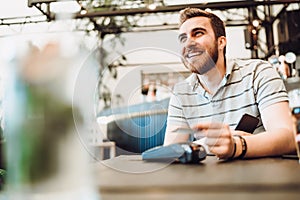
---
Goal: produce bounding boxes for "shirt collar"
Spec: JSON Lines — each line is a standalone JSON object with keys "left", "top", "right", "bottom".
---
{"left": 186, "top": 58, "right": 235, "bottom": 92}
{"left": 186, "top": 73, "right": 199, "bottom": 92}
{"left": 225, "top": 58, "right": 235, "bottom": 79}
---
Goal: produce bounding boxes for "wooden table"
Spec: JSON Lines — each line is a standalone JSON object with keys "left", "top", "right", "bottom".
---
{"left": 93, "top": 155, "right": 300, "bottom": 200}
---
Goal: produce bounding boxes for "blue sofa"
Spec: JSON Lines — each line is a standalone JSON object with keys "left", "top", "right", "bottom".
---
{"left": 98, "top": 98, "right": 170, "bottom": 154}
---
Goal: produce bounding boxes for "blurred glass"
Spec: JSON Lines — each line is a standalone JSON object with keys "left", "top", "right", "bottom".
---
{"left": 288, "top": 88, "right": 300, "bottom": 163}
{"left": 0, "top": 34, "right": 100, "bottom": 199}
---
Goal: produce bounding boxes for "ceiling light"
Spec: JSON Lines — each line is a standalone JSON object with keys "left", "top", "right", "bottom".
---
{"left": 252, "top": 19, "right": 260, "bottom": 28}
{"left": 147, "top": 4, "right": 157, "bottom": 10}
{"left": 205, "top": 8, "right": 212, "bottom": 13}
{"left": 80, "top": 9, "right": 87, "bottom": 15}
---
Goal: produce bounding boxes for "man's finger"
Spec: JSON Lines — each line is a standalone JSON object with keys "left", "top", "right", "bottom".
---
{"left": 193, "top": 122, "right": 225, "bottom": 131}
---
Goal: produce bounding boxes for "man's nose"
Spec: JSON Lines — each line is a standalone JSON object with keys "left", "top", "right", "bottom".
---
{"left": 184, "top": 37, "right": 196, "bottom": 49}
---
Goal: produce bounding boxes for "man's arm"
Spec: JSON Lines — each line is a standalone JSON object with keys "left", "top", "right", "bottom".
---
{"left": 233, "top": 61, "right": 295, "bottom": 158}
{"left": 163, "top": 89, "right": 192, "bottom": 146}
{"left": 163, "top": 127, "right": 191, "bottom": 146}
{"left": 193, "top": 101, "right": 296, "bottom": 159}
{"left": 241, "top": 101, "right": 296, "bottom": 157}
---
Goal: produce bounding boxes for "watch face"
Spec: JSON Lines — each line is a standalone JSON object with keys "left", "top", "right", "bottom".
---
{"left": 293, "top": 107, "right": 300, "bottom": 115}
{"left": 292, "top": 107, "right": 300, "bottom": 133}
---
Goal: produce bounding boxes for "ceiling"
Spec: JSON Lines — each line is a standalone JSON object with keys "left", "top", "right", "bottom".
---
{"left": 3, "top": 1, "right": 299, "bottom": 29}
{"left": 0, "top": 0, "right": 40, "bottom": 18}
{"left": 1, "top": 0, "right": 300, "bottom": 58}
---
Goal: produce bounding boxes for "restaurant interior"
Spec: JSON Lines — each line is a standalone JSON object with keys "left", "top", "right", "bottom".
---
{"left": 0, "top": 0, "right": 300, "bottom": 199}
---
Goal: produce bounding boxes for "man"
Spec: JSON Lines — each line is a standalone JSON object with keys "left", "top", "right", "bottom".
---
{"left": 164, "top": 8, "right": 296, "bottom": 160}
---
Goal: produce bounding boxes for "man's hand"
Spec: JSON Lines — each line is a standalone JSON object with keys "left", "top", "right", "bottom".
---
{"left": 193, "top": 122, "right": 235, "bottom": 159}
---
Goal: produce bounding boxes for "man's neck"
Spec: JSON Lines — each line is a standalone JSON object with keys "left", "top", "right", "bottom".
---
{"left": 197, "top": 60, "right": 226, "bottom": 95}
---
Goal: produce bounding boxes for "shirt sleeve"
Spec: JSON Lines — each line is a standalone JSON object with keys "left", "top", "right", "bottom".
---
{"left": 164, "top": 88, "right": 193, "bottom": 144}
{"left": 253, "top": 61, "right": 289, "bottom": 111}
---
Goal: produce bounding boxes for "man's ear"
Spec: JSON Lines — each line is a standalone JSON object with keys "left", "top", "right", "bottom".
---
{"left": 218, "top": 36, "right": 227, "bottom": 50}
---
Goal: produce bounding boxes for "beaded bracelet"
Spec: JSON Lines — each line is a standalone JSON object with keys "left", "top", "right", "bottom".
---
{"left": 233, "top": 135, "right": 247, "bottom": 159}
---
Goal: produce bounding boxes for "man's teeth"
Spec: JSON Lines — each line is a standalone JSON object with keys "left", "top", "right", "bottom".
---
{"left": 187, "top": 52, "right": 203, "bottom": 58}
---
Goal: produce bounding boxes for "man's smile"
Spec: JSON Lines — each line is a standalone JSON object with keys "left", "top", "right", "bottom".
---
{"left": 186, "top": 51, "right": 204, "bottom": 58}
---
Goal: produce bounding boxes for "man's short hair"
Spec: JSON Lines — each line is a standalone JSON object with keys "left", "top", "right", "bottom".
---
{"left": 179, "top": 7, "right": 226, "bottom": 39}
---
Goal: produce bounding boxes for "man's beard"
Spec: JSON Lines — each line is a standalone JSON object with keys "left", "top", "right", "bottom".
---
{"left": 182, "top": 43, "right": 219, "bottom": 75}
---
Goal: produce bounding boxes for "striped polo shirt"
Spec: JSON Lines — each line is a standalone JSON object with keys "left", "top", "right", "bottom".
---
{"left": 166, "top": 58, "right": 289, "bottom": 141}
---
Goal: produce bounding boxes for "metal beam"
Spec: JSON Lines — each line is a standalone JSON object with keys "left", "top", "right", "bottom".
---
{"left": 73, "top": 0, "right": 299, "bottom": 18}
{"left": 0, "top": 15, "right": 47, "bottom": 26}
{"left": 28, "top": 0, "right": 68, "bottom": 7}
{"left": 270, "top": 3, "right": 289, "bottom": 24}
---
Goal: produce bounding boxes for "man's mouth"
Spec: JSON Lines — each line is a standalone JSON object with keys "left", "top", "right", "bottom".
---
{"left": 186, "top": 51, "right": 204, "bottom": 58}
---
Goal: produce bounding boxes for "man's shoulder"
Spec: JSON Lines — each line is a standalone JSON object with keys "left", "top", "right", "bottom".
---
{"left": 172, "top": 73, "right": 196, "bottom": 92}
{"left": 231, "top": 58, "right": 269, "bottom": 69}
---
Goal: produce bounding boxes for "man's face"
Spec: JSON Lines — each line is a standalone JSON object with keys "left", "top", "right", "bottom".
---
{"left": 178, "top": 16, "right": 219, "bottom": 74}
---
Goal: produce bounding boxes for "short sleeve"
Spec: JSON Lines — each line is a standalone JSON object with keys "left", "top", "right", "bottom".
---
{"left": 253, "top": 61, "right": 289, "bottom": 111}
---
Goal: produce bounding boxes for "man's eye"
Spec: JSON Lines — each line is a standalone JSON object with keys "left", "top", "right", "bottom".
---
{"left": 179, "top": 36, "right": 187, "bottom": 43}
{"left": 194, "top": 31, "right": 203, "bottom": 36}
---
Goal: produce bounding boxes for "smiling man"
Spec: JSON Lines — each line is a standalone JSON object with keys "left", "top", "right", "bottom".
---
{"left": 163, "top": 8, "right": 296, "bottom": 160}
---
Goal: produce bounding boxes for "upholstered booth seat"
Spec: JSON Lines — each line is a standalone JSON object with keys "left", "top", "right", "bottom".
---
{"left": 97, "top": 98, "right": 170, "bottom": 154}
